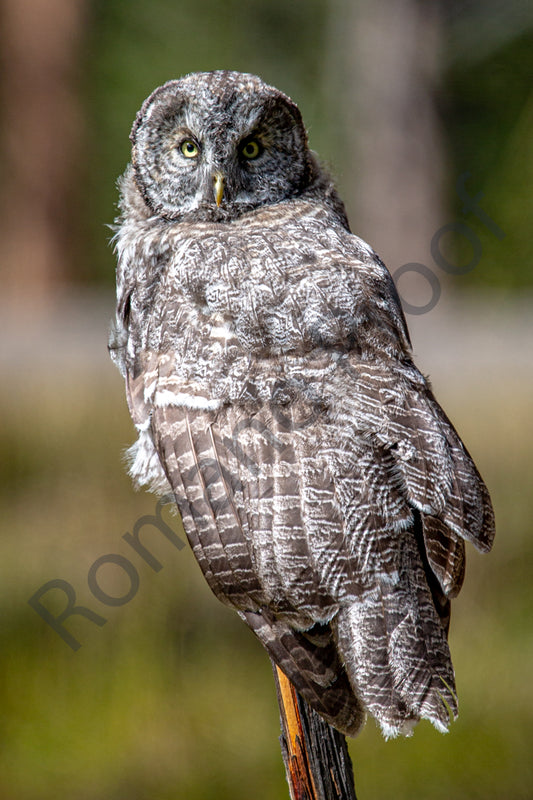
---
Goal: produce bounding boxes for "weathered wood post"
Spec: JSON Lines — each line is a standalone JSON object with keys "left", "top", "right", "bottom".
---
{"left": 273, "top": 662, "right": 358, "bottom": 800}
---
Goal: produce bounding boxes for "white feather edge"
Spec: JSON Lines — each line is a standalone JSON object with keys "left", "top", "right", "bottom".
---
{"left": 154, "top": 389, "right": 222, "bottom": 410}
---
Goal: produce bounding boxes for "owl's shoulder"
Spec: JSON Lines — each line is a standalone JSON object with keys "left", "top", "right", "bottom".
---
{"left": 113, "top": 164, "right": 410, "bottom": 359}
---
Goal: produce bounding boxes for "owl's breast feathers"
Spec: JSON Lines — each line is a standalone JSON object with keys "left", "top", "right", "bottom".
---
{"left": 112, "top": 191, "right": 494, "bottom": 738}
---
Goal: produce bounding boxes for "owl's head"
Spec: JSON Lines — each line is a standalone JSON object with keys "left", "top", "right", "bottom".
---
{"left": 130, "top": 71, "right": 313, "bottom": 221}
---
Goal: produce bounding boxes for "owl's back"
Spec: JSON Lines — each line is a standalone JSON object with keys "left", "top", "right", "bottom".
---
{"left": 111, "top": 72, "right": 494, "bottom": 739}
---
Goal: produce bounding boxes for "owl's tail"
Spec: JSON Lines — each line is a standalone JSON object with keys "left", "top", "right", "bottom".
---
{"left": 332, "top": 530, "right": 458, "bottom": 739}
{"left": 239, "top": 608, "right": 366, "bottom": 737}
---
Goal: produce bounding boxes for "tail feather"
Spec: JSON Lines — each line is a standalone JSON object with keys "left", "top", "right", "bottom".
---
{"left": 332, "top": 531, "right": 457, "bottom": 738}
{"left": 240, "top": 608, "right": 366, "bottom": 737}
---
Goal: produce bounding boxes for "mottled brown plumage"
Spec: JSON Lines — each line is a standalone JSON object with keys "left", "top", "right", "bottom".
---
{"left": 110, "top": 70, "right": 494, "bottom": 738}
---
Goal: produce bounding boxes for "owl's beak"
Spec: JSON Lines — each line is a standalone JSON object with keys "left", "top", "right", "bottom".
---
{"left": 213, "top": 172, "right": 225, "bottom": 207}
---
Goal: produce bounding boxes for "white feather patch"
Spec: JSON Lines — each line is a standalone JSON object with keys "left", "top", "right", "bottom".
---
{"left": 154, "top": 389, "right": 222, "bottom": 410}
{"left": 126, "top": 429, "right": 171, "bottom": 494}
{"left": 210, "top": 326, "right": 235, "bottom": 340}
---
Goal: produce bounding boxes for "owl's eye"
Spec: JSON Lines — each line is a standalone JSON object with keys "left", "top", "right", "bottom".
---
{"left": 180, "top": 139, "right": 199, "bottom": 158}
{"left": 240, "top": 139, "right": 262, "bottom": 160}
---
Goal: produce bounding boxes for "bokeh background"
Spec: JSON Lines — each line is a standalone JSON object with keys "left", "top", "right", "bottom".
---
{"left": 1, "top": 1, "right": 532, "bottom": 798}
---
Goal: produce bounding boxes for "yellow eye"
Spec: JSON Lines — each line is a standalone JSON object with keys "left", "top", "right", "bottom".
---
{"left": 241, "top": 139, "right": 262, "bottom": 160}
{"left": 180, "top": 139, "right": 199, "bottom": 158}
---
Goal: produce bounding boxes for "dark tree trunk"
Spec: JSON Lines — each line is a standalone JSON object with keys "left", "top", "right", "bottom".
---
{"left": 0, "top": 0, "right": 87, "bottom": 309}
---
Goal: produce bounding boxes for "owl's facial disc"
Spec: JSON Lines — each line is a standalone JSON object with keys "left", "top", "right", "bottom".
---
{"left": 131, "top": 71, "right": 312, "bottom": 221}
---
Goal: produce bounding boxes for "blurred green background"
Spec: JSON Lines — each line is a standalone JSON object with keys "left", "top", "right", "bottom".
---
{"left": 1, "top": 1, "right": 532, "bottom": 798}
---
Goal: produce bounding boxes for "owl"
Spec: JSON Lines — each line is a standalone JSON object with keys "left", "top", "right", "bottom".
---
{"left": 110, "top": 70, "right": 494, "bottom": 739}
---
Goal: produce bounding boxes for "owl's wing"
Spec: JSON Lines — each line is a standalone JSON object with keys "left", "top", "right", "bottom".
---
{"left": 125, "top": 346, "right": 493, "bottom": 738}
{"left": 145, "top": 394, "right": 365, "bottom": 737}
{"left": 304, "top": 354, "right": 493, "bottom": 736}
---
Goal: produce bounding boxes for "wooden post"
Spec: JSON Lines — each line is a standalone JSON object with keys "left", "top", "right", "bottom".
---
{"left": 272, "top": 662, "right": 358, "bottom": 800}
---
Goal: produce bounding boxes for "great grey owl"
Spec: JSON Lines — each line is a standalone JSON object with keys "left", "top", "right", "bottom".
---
{"left": 110, "top": 70, "right": 494, "bottom": 739}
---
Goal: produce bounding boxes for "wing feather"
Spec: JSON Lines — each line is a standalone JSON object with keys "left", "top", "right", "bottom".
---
{"left": 137, "top": 347, "right": 492, "bottom": 738}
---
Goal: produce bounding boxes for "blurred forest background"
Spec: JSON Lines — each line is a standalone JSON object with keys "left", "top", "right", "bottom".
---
{"left": 1, "top": 0, "right": 532, "bottom": 798}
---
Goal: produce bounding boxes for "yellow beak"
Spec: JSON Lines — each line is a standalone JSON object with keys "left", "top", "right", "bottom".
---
{"left": 213, "top": 172, "right": 225, "bottom": 207}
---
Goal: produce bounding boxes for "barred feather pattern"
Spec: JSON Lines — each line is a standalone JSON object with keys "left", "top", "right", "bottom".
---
{"left": 110, "top": 71, "right": 495, "bottom": 739}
